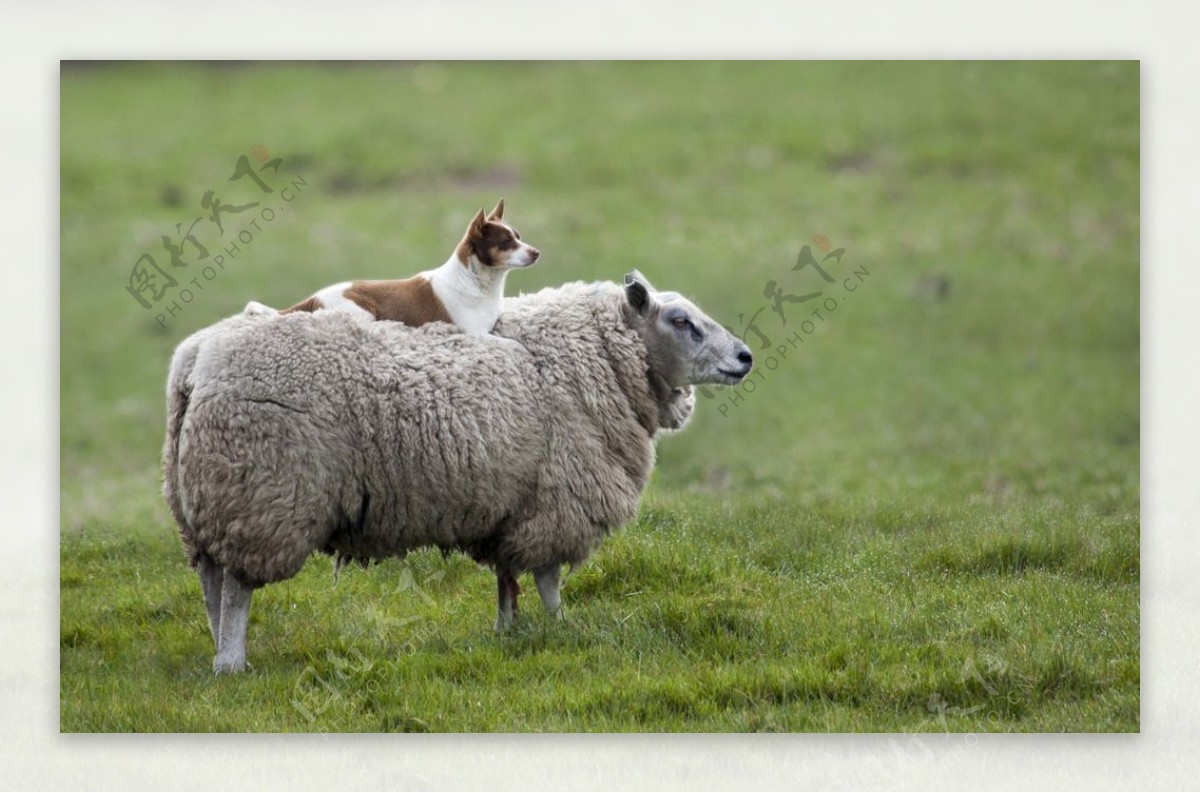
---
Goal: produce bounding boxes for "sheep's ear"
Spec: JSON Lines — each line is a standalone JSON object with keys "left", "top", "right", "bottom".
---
{"left": 468, "top": 208, "right": 487, "bottom": 238}
{"left": 487, "top": 198, "right": 505, "bottom": 221}
{"left": 624, "top": 269, "right": 656, "bottom": 292}
{"left": 625, "top": 270, "right": 653, "bottom": 314}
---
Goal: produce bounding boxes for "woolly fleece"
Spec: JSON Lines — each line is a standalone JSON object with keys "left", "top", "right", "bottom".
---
{"left": 163, "top": 281, "right": 692, "bottom": 588}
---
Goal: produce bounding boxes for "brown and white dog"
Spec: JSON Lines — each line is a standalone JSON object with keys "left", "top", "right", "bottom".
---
{"left": 243, "top": 199, "right": 540, "bottom": 336}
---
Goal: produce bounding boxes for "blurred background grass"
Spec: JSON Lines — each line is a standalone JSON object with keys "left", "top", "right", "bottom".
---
{"left": 60, "top": 61, "right": 1138, "bottom": 732}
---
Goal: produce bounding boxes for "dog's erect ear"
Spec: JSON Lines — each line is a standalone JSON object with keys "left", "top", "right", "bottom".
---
{"left": 487, "top": 198, "right": 505, "bottom": 221}
{"left": 468, "top": 208, "right": 487, "bottom": 238}
{"left": 624, "top": 269, "right": 654, "bottom": 315}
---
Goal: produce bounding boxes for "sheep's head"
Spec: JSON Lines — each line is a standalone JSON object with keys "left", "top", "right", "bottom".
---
{"left": 623, "top": 269, "right": 753, "bottom": 388}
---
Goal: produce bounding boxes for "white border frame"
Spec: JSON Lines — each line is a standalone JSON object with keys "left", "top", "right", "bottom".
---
{"left": 5, "top": 0, "right": 1194, "bottom": 788}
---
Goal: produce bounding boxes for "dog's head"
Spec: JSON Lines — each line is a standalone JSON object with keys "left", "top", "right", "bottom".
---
{"left": 623, "top": 269, "right": 753, "bottom": 388}
{"left": 458, "top": 199, "right": 540, "bottom": 271}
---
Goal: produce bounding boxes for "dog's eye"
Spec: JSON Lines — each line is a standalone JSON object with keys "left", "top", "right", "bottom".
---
{"left": 512, "top": 229, "right": 521, "bottom": 240}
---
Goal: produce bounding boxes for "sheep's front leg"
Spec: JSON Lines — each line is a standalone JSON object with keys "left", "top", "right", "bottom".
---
{"left": 534, "top": 564, "right": 563, "bottom": 618}
{"left": 213, "top": 569, "right": 253, "bottom": 674}
{"left": 196, "top": 555, "right": 224, "bottom": 648}
{"left": 494, "top": 568, "right": 520, "bottom": 631}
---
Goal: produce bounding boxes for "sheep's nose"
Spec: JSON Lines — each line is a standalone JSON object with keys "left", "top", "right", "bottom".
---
{"left": 737, "top": 347, "right": 753, "bottom": 367}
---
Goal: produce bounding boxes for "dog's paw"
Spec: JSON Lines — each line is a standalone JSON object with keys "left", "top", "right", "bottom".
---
{"left": 489, "top": 335, "right": 530, "bottom": 354}
{"left": 243, "top": 300, "right": 279, "bottom": 316}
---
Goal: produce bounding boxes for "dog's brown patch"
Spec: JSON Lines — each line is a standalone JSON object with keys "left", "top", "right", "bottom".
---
{"left": 343, "top": 276, "right": 452, "bottom": 325}
{"left": 280, "top": 295, "right": 324, "bottom": 314}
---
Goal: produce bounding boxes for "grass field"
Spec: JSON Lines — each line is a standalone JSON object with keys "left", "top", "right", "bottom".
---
{"left": 59, "top": 61, "right": 1139, "bottom": 732}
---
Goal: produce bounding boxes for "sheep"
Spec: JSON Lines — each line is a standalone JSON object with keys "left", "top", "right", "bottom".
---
{"left": 163, "top": 270, "right": 753, "bottom": 673}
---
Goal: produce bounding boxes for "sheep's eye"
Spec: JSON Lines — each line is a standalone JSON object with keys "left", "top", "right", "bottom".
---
{"left": 672, "top": 316, "right": 689, "bottom": 328}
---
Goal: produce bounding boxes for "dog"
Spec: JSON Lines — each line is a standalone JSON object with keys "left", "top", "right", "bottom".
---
{"left": 243, "top": 199, "right": 540, "bottom": 336}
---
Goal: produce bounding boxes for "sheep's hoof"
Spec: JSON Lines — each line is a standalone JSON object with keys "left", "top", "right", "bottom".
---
{"left": 213, "top": 655, "right": 248, "bottom": 675}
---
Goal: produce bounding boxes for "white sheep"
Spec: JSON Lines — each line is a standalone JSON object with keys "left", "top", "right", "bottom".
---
{"left": 163, "top": 271, "right": 753, "bottom": 673}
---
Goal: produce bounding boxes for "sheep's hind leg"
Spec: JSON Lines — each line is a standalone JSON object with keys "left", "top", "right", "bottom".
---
{"left": 213, "top": 569, "right": 253, "bottom": 674}
{"left": 494, "top": 568, "right": 520, "bottom": 631}
{"left": 534, "top": 564, "right": 563, "bottom": 619}
{"left": 196, "top": 555, "right": 224, "bottom": 648}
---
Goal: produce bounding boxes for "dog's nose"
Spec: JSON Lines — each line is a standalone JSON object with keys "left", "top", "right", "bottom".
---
{"left": 527, "top": 247, "right": 540, "bottom": 261}
{"left": 737, "top": 347, "right": 753, "bottom": 367}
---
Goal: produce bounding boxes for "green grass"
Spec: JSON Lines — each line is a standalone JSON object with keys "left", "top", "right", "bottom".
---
{"left": 60, "top": 61, "right": 1139, "bottom": 732}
